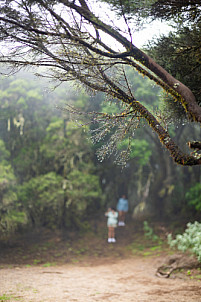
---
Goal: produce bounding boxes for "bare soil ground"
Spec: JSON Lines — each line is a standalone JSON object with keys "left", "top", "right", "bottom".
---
{"left": 1, "top": 257, "right": 201, "bottom": 302}
{"left": 0, "top": 220, "right": 201, "bottom": 302}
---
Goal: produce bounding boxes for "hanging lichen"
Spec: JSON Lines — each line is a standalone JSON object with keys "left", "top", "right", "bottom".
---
{"left": 13, "top": 114, "right": 25, "bottom": 135}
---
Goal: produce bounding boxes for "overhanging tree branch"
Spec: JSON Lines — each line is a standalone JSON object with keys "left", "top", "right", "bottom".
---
{"left": 0, "top": 0, "right": 201, "bottom": 165}
{"left": 62, "top": 0, "right": 201, "bottom": 122}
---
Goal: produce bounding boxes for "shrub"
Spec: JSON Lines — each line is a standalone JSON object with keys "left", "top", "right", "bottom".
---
{"left": 167, "top": 221, "right": 201, "bottom": 262}
{"left": 185, "top": 183, "right": 201, "bottom": 211}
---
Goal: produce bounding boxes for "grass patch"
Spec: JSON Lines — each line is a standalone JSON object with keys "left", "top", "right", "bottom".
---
{"left": 74, "top": 247, "right": 88, "bottom": 255}
{"left": 126, "top": 239, "right": 165, "bottom": 256}
{"left": 143, "top": 251, "right": 153, "bottom": 256}
{"left": 150, "top": 245, "right": 162, "bottom": 251}
{"left": 0, "top": 294, "right": 12, "bottom": 301}
{"left": 72, "top": 259, "right": 79, "bottom": 264}
{"left": 33, "top": 259, "right": 41, "bottom": 265}
{"left": 194, "top": 274, "right": 201, "bottom": 280}
{"left": 126, "top": 242, "right": 145, "bottom": 253}
{"left": 0, "top": 294, "right": 22, "bottom": 301}
{"left": 43, "top": 262, "right": 56, "bottom": 267}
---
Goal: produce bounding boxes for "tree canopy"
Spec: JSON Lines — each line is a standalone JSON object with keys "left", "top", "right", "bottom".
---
{"left": 0, "top": 0, "right": 201, "bottom": 165}
{"left": 101, "top": 0, "right": 201, "bottom": 25}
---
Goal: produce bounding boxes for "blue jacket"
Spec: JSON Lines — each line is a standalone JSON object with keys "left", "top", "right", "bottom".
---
{"left": 117, "top": 198, "right": 128, "bottom": 212}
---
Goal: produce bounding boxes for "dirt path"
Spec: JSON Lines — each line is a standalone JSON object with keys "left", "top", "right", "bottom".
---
{"left": 1, "top": 256, "right": 201, "bottom": 302}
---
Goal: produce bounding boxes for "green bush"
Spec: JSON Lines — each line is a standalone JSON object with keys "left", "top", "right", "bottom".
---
{"left": 168, "top": 221, "right": 201, "bottom": 262}
{"left": 185, "top": 183, "right": 201, "bottom": 211}
{"left": 17, "top": 172, "right": 64, "bottom": 228}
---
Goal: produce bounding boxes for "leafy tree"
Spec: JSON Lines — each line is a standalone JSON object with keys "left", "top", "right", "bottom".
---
{"left": 0, "top": 75, "right": 54, "bottom": 181}
{"left": 17, "top": 172, "right": 64, "bottom": 228}
{"left": 64, "top": 167, "right": 103, "bottom": 228}
{"left": 0, "top": 139, "right": 27, "bottom": 234}
{"left": 0, "top": 0, "right": 201, "bottom": 165}
{"left": 39, "top": 105, "right": 104, "bottom": 228}
{"left": 148, "top": 24, "right": 201, "bottom": 106}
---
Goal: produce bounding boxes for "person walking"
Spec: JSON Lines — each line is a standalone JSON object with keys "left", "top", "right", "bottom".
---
{"left": 105, "top": 207, "right": 118, "bottom": 243}
{"left": 117, "top": 195, "right": 128, "bottom": 226}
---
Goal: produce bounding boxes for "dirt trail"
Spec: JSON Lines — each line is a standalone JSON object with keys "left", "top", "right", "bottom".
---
{"left": 1, "top": 256, "right": 201, "bottom": 302}
{"left": 1, "top": 221, "right": 201, "bottom": 301}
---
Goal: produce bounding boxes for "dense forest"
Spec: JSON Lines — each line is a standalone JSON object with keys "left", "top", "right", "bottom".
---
{"left": 0, "top": 68, "right": 200, "bottom": 238}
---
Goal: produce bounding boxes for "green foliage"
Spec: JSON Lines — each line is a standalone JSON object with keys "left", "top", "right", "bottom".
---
{"left": 43, "top": 262, "right": 56, "bottom": 267}
{"left": 148, "top": 25, "right": 201, "bottom": 105}
{"left": 100, "top": 0, "right": 155, "bottom": 22}
{"left": 118, "top": 138, "right": 152, "bottom": 166}
{"left": 185, "top": 183, "right": 201, "bottom": 211}
{"left": 0, "top": 140, "right": 27, "bottom": 234}
{"left": 168, "top": 221, "right": 201, "bottom": 262}
{"left": 0, "top": 294, "right": 13, "bottom": 301}
{"left": 0, "top": 139, "right": 10, "bottom": 160}
{"left": 93, "top": 68, "right": 159, "bottom": 166}
{"left": 17, "top": 172, "right": 64, "bottom": 228}
{"left": 101, "top": 0, "right": 200, "bottom": 26}
{"left": 0, "top": 74, "right": 105, "bottom": 233}
{"left": 67, "top": 169, "right": 101, "bottom": 197}
{"left": 126, "top": 68, "right": 161, "bottom": 108}
{"left": 0, "top": 210, "right": 27, "bottom": 234}
{"left": 143, "top": 221, "right": 159, "bottom": 242}
{"left": 0, "top": 139, "right": 15, "bottom": 186}
{"left": 46, "top": 119, "right": 64, "bottom": 133}
{"left": 66, "top": 168, "right": 102, "bottom": 214}
{"left": 0, "top": 64, "right": 200, "bottom": 238}
{"left": 101, "top": 102, "right": 121, "bottom": 115}
{"left": 0, "top": 162, "right": 16, "bottom": 186}
{"left": 0, "top": 75, "right": 54, "bottom": 180}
